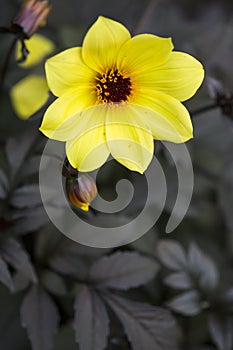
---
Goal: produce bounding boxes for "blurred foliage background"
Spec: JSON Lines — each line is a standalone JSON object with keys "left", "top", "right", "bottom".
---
{"left": 0, "top": 0, "right": 233, "bottom": 350}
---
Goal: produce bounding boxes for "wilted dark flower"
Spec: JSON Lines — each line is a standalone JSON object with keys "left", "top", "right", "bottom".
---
{"left": 13, "top": 0, "right": 51, "bottom": 38}
{"left": 216, "top": 92, "right": 233, "bottom": 118}
{"left": 206, "top": 77, "right": 233, "bottom": 118}
{"left": 66, "top": 175, "right": 97, "bottom": 211}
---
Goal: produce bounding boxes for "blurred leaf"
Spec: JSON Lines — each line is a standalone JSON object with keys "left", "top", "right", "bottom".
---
{"left": 0, "top": 287, "right": 30, "bottom": 350}
{"left": 0, "top": 169, "right": 8, "bottom": 199}
{"left": 104, "top": 293, "right": 180, "bottom": 350}
{"left": 19, "top": 155, "right": 41, "bottom": 179}
{"left": 220, "top": 288, "right": 233, "bottom": 311}
{"left": 89, "top": 251, "right": 158, "bottom": 290}
{"left": 41, "top": 270, "right": 67, "bottom": 296}
{"left": 49, "top": 250, "right": 88, "bottom": 280}
{"left": 35, "top": 226, "right": 109, "bottom": 262}
{"left": 35, "top": 226, "right": 64, "bottom": 260}
{"left": 130, "top": 228, "right": 158, "bottom": 255}
{"left": 74, "top": 285, "right": 110, "bottom": 350}
{"left": 0, "top": 255, "right": 14, "bottom": 291}
{"left": 12, "top": 207, "right": 49, "bottom": 235}
{"left": 5, "top": 122, "right": 40, "bottom": 179}
{"left": 166, "top": 291, "right": 201, "bottom": 316}
{"left": 52, "top": 323, "right": 77, "bottom": 350}
{"left": 13, "top": 271, "right": 30, "bottom": 292}
{"left": 156, "top": 239, "right": 187, "bottom": 271}
{"left": 11, "top": 184, "right": 41, "bottom": 208}
{"left": 208, "top": 314, "right": 233, "bottom": 350}
{"left": 21, "top": 285, "right": 60, "bottom": 350}
{"left": 164, "top": 271, "right": 193, "bottom": 290}
{"left": 188, "top": 242, "right": 219, "bottom": 291}
{"left": 1, "top": 238, "right": 37, "bottom": 283}
{"left": 219, "top": 159, "right": 233, "bottom": 255}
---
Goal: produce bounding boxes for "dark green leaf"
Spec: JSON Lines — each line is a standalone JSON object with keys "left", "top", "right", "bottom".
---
{"left": 11, "top": 185, "right": 41, "bottom": 208}
{"left": 208, "top": 314, "right": 233, "bottom": 350}
{"left": 164, "top": 271, "right": 193, "bottom": 290}
{"left": 104, "top": 293, "right": 180, "bottom": 350}
{"left": 188, "top": 242, "right": 219, "bottom": 291}
{"left": 89, "top": 251, "right": 158, "bottom": 290}
{"left": 21, "top": 285, "right": 60, "bottom": 350}
{"left": 156, "top": 239, "right": 187, "bottom": 271}
{"left": 1, "top": 238, "right": 37, "bottom": 283}
{"left": 0, "top": 255, "right": 14, "bottom": 291}
{"left": 74, "top": 285, "right": 110, "bottom": 350}
{"left": 166, "top": 291, "right": 201, "bottom": 316}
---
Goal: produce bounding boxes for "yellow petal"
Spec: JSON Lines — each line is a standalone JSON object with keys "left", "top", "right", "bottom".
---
{"left": 40, "top": 87, "right": 96, "bottom": 141}
{"left": 10, "top": 75, "right": 49, "bottom": 120}
{"left": 82, "top": 16, "right": 131, "bottom": 73}
{"left": 66, "top": 105, "right": 110, "bottom": 172}
{"left": 132, "top": 90, "right": 193, "bottom": 143}
{"left": 45, "top": 47, "right": 96, "bottom": 97}
{"left": 16, "top": 34, "right": 55, "bottom": 68}
{"left": 117, "top": 34, "right": 173, "bottom": 74}
{"left": 137, "top": 51, "right": 204, "bottom": 102}
{"left": 105, "top": 104, "right": 154, "bottom": 173}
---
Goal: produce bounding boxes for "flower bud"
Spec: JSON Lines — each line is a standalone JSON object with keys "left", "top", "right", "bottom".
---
{"left": 66, "top": 175, "right": 97, "bottom": 211}
{"left": 13, "top": 0, "right": 51, "bottom": 38}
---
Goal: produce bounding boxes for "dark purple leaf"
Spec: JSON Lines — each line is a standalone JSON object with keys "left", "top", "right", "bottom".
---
{"left": 188, "top": 242, "right": 219, "bottom": 291}
{"left": 166, "top": 290, "right": 201, "bottom": 316}
{"left": 5, "top": 123, "right": 40, "bottom": 179}
{"left": 89, "top": 251, "right": 158, "bottom": 290}
{"left": 220, "top": 288, "right": 233, "bottom": 311}
{"left": 49, "top": 251, "right": 87, "bottom": 280}
{"left": 104, "top": 293, "right": 180, "bottom": 350}
{"left": 164, "top": 271, "right": 193, "bottom": 290}
{"left": 21, "top": 285, "right": 60, "bottom": 350}
{"left": 1, "top": 238, "right": 37, "bottom": 282}
{"left": 41, "top": 270, "right": 67, "bottom": 296}
{"left": 156, "top": 239, "right": 187, "bottom": 271}
{"left": 12, "top": 207, "right": 49, "bottom": 235}
{"left": 0, "top": 255, "right": 14, "bottom": 291}
{"left": 208, "top": 313, "right": 233, "bottom": 350}
{"left": 11, "top": 184, "right": 41, "bottom": 208}
{"left": 74, "top": 285, "right": 109, "bottom": 350}
{"left": 0, "top": 169, "right": 8, "bottom": 199}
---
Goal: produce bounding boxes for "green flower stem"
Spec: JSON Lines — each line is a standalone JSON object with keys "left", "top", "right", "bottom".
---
{"left": 0, "top": 36, "right": 18, "bottom": 92}
{"left": 191, "top": 103, "right": 218, "bottom": 117}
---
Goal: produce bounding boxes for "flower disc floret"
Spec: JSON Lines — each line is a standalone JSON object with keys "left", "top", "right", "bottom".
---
{"left": 96, "top": 69, "right": 132, "bottom": 103}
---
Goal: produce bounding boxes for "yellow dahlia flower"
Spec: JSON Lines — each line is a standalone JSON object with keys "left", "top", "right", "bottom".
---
{"left": 40, "top": 16, "right": 204, "bottom": 173}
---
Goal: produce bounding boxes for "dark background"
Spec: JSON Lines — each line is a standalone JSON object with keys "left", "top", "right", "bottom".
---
{"left": 0, "top": 1, "right": 233, "bottom": 350}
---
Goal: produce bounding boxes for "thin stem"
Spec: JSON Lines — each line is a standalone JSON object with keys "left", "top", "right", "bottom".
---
{"left": 134, "top": 0, "right": 158, "bottom": 34}
{"left": 191, "top": 103, "right": 218, "bottom": 117}
{"left": 0, "top": 36, "right": 18, "bottom": 92}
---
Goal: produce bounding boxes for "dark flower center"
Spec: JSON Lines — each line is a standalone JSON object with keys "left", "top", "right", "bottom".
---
{"left": 96, "top": 69, "right": 132, "bottom": 103}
